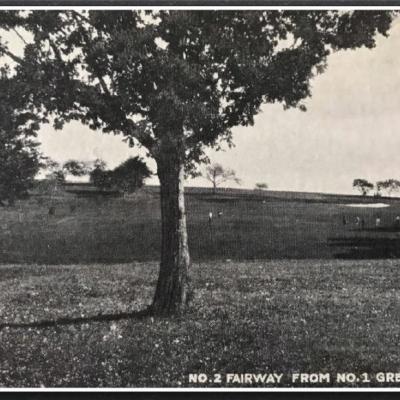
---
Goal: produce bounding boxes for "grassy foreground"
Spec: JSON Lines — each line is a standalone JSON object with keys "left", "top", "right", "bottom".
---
{"left": 1, "top": 259, "right": 400, "bottom": 387}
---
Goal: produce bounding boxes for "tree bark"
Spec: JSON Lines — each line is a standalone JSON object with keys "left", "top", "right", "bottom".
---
{"left": 151, "top": 153, "right": 191, "bottom": 316}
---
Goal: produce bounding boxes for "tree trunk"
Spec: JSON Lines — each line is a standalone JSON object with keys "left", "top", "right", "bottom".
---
{"left": 151, "top": 155, "right": 191, "bottom": 316}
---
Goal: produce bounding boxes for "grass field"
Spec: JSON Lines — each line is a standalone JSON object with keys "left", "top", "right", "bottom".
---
{"left": 1, "top": 186, "right": 400, "bottom": 263}
{"left": 2, "top": 187, "right": 400, "bottom": 387}
{"left": 1, "top": 260, "right": 400, "bottom": 387}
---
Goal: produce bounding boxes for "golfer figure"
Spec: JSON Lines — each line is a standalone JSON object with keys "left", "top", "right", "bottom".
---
{"left": 208, "top": 211, "right": 214, "bottom": 240}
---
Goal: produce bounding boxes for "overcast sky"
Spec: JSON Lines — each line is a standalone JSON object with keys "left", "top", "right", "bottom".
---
{"left": 35, "top": 14, "right": 400, "bottom": 194}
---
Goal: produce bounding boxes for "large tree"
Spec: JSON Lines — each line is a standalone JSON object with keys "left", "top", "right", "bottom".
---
{"left": 0, "top": 10, "right": 395, "bottom": 315}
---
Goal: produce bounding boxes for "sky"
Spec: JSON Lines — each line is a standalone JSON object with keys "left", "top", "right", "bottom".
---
{"left": 32, "top": 14, "right": 400, "bottom": 194}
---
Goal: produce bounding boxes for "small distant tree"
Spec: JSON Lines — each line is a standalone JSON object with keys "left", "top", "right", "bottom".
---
{"left": 43, "top": 158, "right": 90, "bottom": 187}
{"left": 353, "top": 179, "right": 374, "bottom": 196}
{"left": 89, "top": 159, "right": 111, "bottom": 188}
{"left": 255, "top": 182, "right": 268, "bottom": 191}
{"left": 93, "top": 158, "right": 107, "bottom": 171}
{"left": 63, "top": 160, "right": 90, "bottom": 178}
{"left": 204, "top": 163, "right": 241, "bottom": 193}
{"left": 90, "top": 156, "right": 151, "bottom": 193}
{"left": 112, "top": 157, "right": 152, "bottom": 193}
{"left": 41, "top": 159, "right": 64, "bottom": 194}
{"left": 376, "top": 179, "right": 400, "bottom": 197}
{"left": 376, "top": 180, "right": 384, "bottom": 196}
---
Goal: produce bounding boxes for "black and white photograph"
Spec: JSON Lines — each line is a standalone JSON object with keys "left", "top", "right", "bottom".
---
{"left": 0, "top": 3, "right": 400, "bottom": 389}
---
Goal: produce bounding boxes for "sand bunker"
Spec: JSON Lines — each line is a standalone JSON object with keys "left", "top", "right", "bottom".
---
{"left": 343, "top": 203, "right": 389, "bottom": 208}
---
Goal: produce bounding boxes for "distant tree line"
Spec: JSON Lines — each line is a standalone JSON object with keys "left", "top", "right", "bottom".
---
{"left": 38, "top": 156, "right": 152, "bottom": 198}
{"left": 353, "top": 178, "right": 400, "bottom": 197}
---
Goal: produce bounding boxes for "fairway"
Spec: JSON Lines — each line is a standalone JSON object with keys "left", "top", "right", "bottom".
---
{"left": 0, "top": 259, "right": 399, "bottom": 387}
{"left": 2, "top": 187, "right": 400, "bottom": 264}
{"left": 1, "top": 188, "right": 400, "bottom": 387}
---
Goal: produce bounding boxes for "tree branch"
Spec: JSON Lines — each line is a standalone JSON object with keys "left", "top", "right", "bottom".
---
{"left": 48, "top": 38, "right": 63, "bottom": 63}
{"left": 123, "top": 119, "right": 157, "bottom": 153}
{"left": 69, "top": 11, "right": 158, "bottom": 153}
{"left": 12, "top": 28, "right": 28, "bottom": 45}
{"left": 70, "top": 12, "right": 113, "bottom": 97}
{"left": 0, "top": 47, "right": 24, "bottom": 65}
{"left": 70, "top": 10, "right": 92, "bottom": 26}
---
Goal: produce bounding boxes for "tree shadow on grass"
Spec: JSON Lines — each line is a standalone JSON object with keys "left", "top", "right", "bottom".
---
{"left": 328, "top": 236, "right": 400, "bottom": 259}
{"left": 0, "top": 308, "right": 152, "bottom": 331}
{"left": 347, "top": 226, "right": 400, "bottom": 233}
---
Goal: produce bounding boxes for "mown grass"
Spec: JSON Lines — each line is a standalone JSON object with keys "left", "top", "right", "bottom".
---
{"left": 1, "top": 259, "right": 400, "bottom": 387}
{"left": 2, "top": 188, "right": 400, "bottom": 264}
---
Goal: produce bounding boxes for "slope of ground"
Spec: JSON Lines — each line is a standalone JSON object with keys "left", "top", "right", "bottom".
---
{"left": 1, "top": 187, "right": 400, "bottom": 263}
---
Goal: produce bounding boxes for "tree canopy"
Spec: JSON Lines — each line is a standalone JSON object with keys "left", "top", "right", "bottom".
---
{"left": 43, "top": 158, "right": 90, "bottom": 183}
{"left": 0, "top": 74, "right": 42, "bottom": 205}
{"left": 204, "top": 163, "right": 240, "bottom": 192}
{"left": 90, "top": 156, "right": 152, "bottom": 193}
{"left": 0, "top": 11, "right": 395, "bottom": 169}
{"left": 353, "top": 178, "right": 374, "bottom": 196}
{"left": 255, "top": 182, "right": 268, "bottom": 190}
{"left": 376, "top": 179, "right": 400, "bottom": 197}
